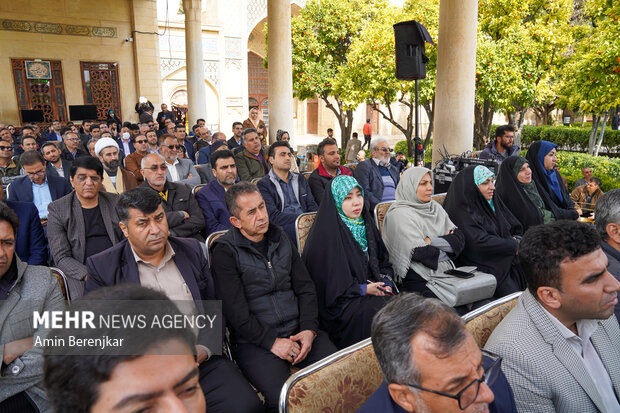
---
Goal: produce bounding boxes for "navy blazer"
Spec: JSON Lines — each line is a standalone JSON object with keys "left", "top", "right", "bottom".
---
{"left": 195, "top": 179, "right": 232, "bottom": 236}
{"left": 44, "top": 131, "right": 63, "bottom": 142}
{"left": 353, "top": 158, "right": 400, "bottom": 211}
{"left": 9, "top": 175, "right": 73, "bottom": 206}
{"left": 116, "top": 138, "right": 135, "bottom": 155}
{"left": 357, "top": 357, "right": 517, "bottom": 413}
{"left": 184, "top": 137, "right": 198, "bottom": 164}
{"left": 45, "top": 160, "right": 72, "bottom": 182}
{"left": 257, "top": 171, "right": 318, "bottom": 242}
{"left": 197, "top": 144, "right": 212, "bottom": 165}
{"left": 3, "top": 200, "right": 48, "bottom": 265}
{"left": 84, "top": 237, "right": 215, "bottom": 302}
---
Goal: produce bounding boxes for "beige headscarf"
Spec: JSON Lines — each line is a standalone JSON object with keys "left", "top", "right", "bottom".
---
{"left": 382, "top": 167, "right": 456, "bottom": 281}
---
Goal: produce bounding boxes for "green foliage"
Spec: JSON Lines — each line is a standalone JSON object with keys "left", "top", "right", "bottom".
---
{"left": 394, "top": 140, "right": 433, "bottom": 164}
{"left": 555, "top": 151, "right": 620, "bottom": 192}
{"left": 558, "top": 0, "right": 620, "bottom": 113}
{"left": 519, "top": 125, "right": 620, "bottom": 153}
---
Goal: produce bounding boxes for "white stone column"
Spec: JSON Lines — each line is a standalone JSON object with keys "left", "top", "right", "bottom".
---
{"left": 267, "top": 0, "right": 295, "bottom": 145}
{"left": 183, "top": 0, "right": 207, "bottom": 127}
{"left": 432, "top": 0, "right": 479, "bottom": 165}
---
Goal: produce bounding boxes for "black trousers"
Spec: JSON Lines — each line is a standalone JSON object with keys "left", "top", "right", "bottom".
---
{"left": 362, "top": 134, "right": 371, "bottom": 149}
{"left": 0, "top": 392, "right": 38, "bottom": 413}
{"left": 232, "top": 331, "right": 337, "bottom": 412}
{"left": 199, "top": 355, "right": 264, "bottom": 413}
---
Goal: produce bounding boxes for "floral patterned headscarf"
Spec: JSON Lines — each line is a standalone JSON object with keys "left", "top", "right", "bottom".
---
{"left": 331, "top": 175, "right": 368, "bottom": 252}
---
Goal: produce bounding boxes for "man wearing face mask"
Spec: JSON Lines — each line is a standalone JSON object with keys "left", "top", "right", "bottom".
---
{"left": 353, "top": 137, "right": 400, "bottom": 211}
{"left": 116, "top": 128, "right": 135, "bottom": 155}
{"left": 95, "top": 138, "right": 138, "bottom": 194}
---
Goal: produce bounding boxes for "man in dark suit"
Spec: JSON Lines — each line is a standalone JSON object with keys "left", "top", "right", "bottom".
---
{"left": 227, "top": 121, "right": 243, "bottom": 150}
{"left": 47, "top": 156, "right": 123, "bottom": 299}
{"left": 354, "top": 137, "right": 399, "bottom": 211}
{"left": 44, "top": 119, "right": 63, "bottom": 142}
{"left": 196, "top": 149, "right": 237, "bottom": 236}
{"left": 156, "top": 103, "right": 176, "bottom": 130}
{"left": 60, "top": 131, "right": 89, "bottom": 162}
{"left": 41, "top": 142, "right": 72, "bottom": 181}
{"left": 358, "top": 293, "right": 517, "bottom": 413}
{"left": 10, "top": 151, "right": 73, "bottom": 224}
{"left": 140, "top": 153, "right": 205, "bottom": 241}
{"left": 84, "top": 187, "right": 263, "bottom": 413}
{"left": 0, "top": 181, "right": 47, "bottom": 265}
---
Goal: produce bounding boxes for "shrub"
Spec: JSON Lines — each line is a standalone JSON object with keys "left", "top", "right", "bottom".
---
{"left": 518, "top": 125, "right": 620, "bottom": 153}
{"left": 394, "top": 140, "right": 433, "bottom": 165}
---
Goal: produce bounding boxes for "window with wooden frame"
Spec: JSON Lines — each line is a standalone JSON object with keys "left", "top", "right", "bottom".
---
{"left": 80, "top": 61, "right": 122, "bottom": 121}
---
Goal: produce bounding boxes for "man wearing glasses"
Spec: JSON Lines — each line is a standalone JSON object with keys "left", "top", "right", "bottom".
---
{"left": 486, "top": 221, "right": 620, "bottom": 412}
{"left": 353, "top": 137, "right": 400, "bottom": 211}
{"left": 158, "top": 134, "right": 200, "bottom": 187}
{"left": 47, "top": 156, "right": 124, "bottom": 298}
{"left": 359, "top": 293, "right": 516, "bottom": 413}
{"left": 124, "top": 133, "right": 149, "bottom": 184}
{"left": 479, "top": 125, "right": 519, "bottom": 164}
{"left": 60, "top": 131, "right": 89, "bottom": 162}
{"left": 8, "top": 151, "right": 72, "bottom": 226}
{"left": 0, "top": 139, "right": 21, "bottom": 183}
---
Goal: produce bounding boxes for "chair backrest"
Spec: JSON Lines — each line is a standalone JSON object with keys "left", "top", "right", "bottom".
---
{"left": 343, "top": 163, "right": 357, "bottom": 172}
{"left": 4, "top": 183, "right": 10, "bottom": 200}
{"left": 205, "top": 230, "right": 228, "bottom": 267}
{"left": 192, "top": 184, "right": 205, "bottom": 195}
{"left": 431, "top": 192, "right": 447, "bottom": 206}
{"left": 373, "top": 201, "right": 394, "bottom": 233}
{"left": 251, "top": 177, "right": 261, "bottom": 185}
{"left": 295, "top": 212, "right": 316, "bottom": 253}
{"left": 303, "top": 172, "right": 312, "bottom": 181}
{"left": 279, "top": 338, "right": 383, "bottom": 413}
{"left": 50, "top": 267, "right": 71, "bottom": 303}
{"left": 463, "top": 291, "right": 522, "bottom": 347}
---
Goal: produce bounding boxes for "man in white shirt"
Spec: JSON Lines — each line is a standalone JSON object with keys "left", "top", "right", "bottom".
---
{"left": 159, "top": 134, "right": 200, "bottom": 187}
{"left": 486, "top": 221, "right": 620, "bottom": 413}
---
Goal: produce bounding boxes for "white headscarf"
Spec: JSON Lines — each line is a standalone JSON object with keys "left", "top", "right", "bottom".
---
{"left": 382, "top": 167, "right": 456, "bottom": 281}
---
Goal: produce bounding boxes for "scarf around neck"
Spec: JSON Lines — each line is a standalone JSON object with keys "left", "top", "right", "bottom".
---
{"left": 331, "top": 175, "right": 368, "bottom": 252}
{"left": 382, "top": 167, "right": 457, "bottom": 281}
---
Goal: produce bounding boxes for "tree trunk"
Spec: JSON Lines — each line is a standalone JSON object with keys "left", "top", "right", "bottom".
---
{"left": 587, "top": 114, "right": 601, "bottom": 155}
{"left": 474, "top": 101, "right": 495, "bottom": 150}
{"left": 594, "top": 109, "right": 611, "bottom": 156}
{"left": 513, "top": 107, "right": 527, "bottom": 147}
{"left": 422, "top": 98, "right": 435, "bottom": 150}
{"left": 321, "top": 95, "right": 353, "bottom": 149}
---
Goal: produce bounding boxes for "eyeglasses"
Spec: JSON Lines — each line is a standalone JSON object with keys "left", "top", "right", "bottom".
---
{"left": 66, "top": 138, "right": 80, "bottom": 142}
{"left": 0, "top": 146, "right": 13, "bottom": 151}
{"left": 164, "top": 144, "right": 182, "bottom": 150}
{"left": 145, "top": 164, "right": 168, "bottom": 171}
{"left": 135, "top": 140, "right": 148, "bottom": 144}
{"left": 26, "top": 170, "right": 45, "bottom": 177}
{"left": 377, "top": 147, "right": 390, "bottom": 152}
{"left": 401, "top": 350, "right": 502, "bottom": 410}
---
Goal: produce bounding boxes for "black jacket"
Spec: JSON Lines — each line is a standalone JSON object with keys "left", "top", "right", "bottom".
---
{"left": 140, "top": 181, "right": 205, "bottom": 241}
{"left": 211, "top": 224, "right": 319, "bottom": 350}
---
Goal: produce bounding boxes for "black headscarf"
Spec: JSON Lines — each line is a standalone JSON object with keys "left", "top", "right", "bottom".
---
{"left": 525, "top": 141, "right": 578, "bottom": 220}
{"left": 302, "top": 177, "right": 393, "bottom": 319}
{"left": 495, "top": 156, "right": 545, "bottom": 231}
{"left": 443, "top": 166, "right": 524, "bottom": 291}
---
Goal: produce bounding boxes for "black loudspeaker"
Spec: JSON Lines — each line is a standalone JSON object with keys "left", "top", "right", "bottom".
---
{"left": 69, "top": 105, "right": 98, "bottom": 121}
{"left": 21, "top": 109, "right": 44, "bottom": 123}
{"left": 393, "top": 20, "right": 434, "bottom": 80}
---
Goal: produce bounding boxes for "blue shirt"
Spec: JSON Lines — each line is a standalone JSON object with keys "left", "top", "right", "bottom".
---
{"left": 32, "top": 180, "right": 53, "bottom": 219}
{"left": 276, "top": 173, "right": 303, "bottom": 215}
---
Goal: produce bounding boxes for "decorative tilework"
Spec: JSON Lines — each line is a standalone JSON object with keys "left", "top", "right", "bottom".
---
{"left": 0, "top": 19, "right": 116, "bottom": 37}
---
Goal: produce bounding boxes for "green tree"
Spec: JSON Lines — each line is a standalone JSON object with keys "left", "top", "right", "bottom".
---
{"left": 289, "top": 0, "right": 376, "bottom": 148}
{"left": 559, "top": 0, "right": 620, "bottom": 155}
{"left": 474, "top": 0, "right": 574, "bottom": 148}
{"left": 338, "top": 0, "right": 439, "bottom": 157}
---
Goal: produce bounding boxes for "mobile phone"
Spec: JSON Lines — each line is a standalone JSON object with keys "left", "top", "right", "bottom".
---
{"left": 445, "top": 268, "right": 475, "bottom": 279}
{"left": 377, "top": 285, "right": 395, "bottom": 295}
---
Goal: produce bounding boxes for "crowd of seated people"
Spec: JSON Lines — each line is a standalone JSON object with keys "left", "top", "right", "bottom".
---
{"left": 0, "top": 116, "right": 618, "bottom": 413}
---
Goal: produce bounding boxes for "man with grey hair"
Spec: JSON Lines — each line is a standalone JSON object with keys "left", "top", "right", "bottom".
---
{"left": 595, "top": 188, "right": 620, "bottom": 321}
{"left": 358, "top": 293, "right": 516, "bottom": 413}
{"left": 353, "top": 137, "right": 399, "bottom": 211}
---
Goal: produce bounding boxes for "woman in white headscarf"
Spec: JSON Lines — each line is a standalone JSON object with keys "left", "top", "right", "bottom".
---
{"left": 382, "top": 167, "right": 465, "bottom": 295}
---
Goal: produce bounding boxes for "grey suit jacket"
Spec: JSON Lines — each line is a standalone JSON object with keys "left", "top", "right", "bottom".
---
{"left": 47, "top": 191, "right": 123, "bottom": 298}
{"left": 485, "top": 289, "right": 620, "bottom": 413}
{"left": 166, "top": 158, "right": 201, "bottom": 188}
{"left": 0, "top": 257, "right": 65, "bottom": 412}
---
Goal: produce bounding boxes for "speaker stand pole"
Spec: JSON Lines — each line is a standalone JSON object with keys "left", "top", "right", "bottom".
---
{"left": 414, "top": 78, "right": 421, "bottom": 166}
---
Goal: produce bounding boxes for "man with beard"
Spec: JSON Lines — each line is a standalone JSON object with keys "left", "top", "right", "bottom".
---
{"left": 145, "top": 130, "right": 160, "bottom": 154}
{"left": 358, "top": 293, "right": 516, "bottom": 413}
{"left": 353, "top": 137, "right": 400, "bottom": 211}
{"left": 480, "top": 125, "right": 519, "bottom": 164}
{"left": 196, "top": 149, "right": 238, "bottom": 235}
{"left": 486, "top": 221, "right": 620, "bottom": 412}
{"left": 159, "top": 134, "right": 200, "bottom": 187}
{"left": 308, "top": 137, "right": 353, "bottom": 205}
{"left": 94, "top": 138, "right": 138, "bottom": 194}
